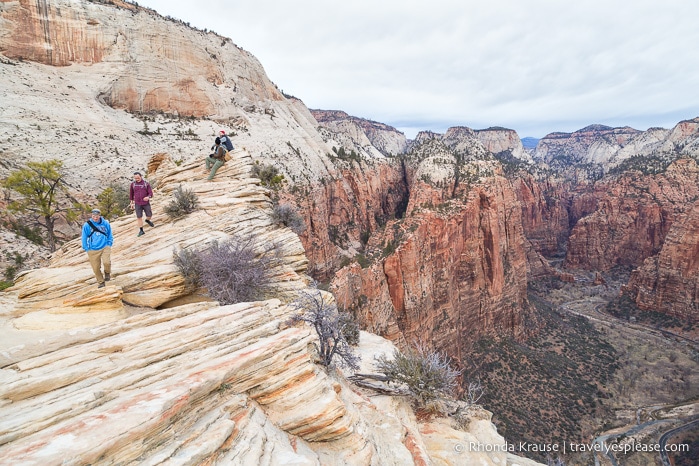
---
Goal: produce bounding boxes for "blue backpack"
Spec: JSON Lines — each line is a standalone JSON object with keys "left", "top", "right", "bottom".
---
{"left": 221, "top": 135, "right": 234, "bottom": 151}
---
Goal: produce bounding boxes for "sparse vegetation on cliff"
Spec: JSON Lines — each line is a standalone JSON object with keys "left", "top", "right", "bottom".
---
{"left": 251, "top": 162, "right": 285, "bottom": 190}
{"left": 271, "top": 203, "right": 306, "bottom": 234}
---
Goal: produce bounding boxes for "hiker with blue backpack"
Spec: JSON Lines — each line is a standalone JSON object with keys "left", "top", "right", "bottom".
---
{"left": 218, "top": 130, "right": 234, "bottom": 151}
{"left": 81, "top": 208, "right": 113, "bottom": 288}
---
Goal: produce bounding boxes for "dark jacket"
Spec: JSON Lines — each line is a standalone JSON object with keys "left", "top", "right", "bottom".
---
{"left": 220, "top": 135, "right": 234, "bottom": 151}
{"left": 212, "top": 145, "right": 226, "bottom": 160}
{"left": 130, "top": 180, "right": 153, "bottom": 206}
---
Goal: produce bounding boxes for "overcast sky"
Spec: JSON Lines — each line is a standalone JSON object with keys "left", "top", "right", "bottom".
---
{"left": 136, "top": 0, "right": 699, "bottom": 138}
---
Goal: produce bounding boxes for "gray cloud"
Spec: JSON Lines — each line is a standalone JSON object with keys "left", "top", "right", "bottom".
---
{"left": 138, "top": 0, "right": 699, "bottom": 138}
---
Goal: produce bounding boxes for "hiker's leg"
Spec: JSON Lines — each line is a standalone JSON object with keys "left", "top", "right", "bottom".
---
{"left": 205, "top": 157, "right": 214, "bottom": 170}
{"left": 208, "top": 159, "right": 224, "bottom": 180}
{"left": 101, "top": 246, "right": 111, "bottom": 275}
{"left": 143, "top": 204, "right": 153, "bottom": 222}
{"left": 87, "top": 249, "right": 105, "bottom": 284}
{"left": 135, "top": 204, "right": 144, "bottom": 228}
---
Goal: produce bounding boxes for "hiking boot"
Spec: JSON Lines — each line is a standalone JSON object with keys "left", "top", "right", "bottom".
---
{"left": 98, "top": 282, "right": 105, "bottom": 288}
{"left": 138, "top": 230, "right": 145, "bottom": 237}
{"left": 145, "top": 219, "right": 155, "bottom": 228}
{"left": 104, "top": 273, "right": 110, "bottom": 281}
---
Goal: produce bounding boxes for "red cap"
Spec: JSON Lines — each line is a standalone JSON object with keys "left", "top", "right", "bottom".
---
{"left": 219, "top": 130, "right": 225, "bottom": 135}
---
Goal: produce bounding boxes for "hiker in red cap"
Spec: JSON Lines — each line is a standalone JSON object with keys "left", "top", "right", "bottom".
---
{"left": 218, "top": 130, "right": 234, "bottom": 152}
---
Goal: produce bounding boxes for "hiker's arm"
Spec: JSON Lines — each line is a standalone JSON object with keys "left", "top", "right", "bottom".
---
{"left": 81, "top": 225, "right": 89, "bottom": 250}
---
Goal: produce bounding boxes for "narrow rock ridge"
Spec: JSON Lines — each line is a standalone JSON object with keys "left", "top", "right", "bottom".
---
{"left": 5, "top": 150, "right": 307, "bottom": 330}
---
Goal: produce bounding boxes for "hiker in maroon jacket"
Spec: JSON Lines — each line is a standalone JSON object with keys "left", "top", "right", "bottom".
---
{"left": 129, "top": 171, "right": 154, "bottom": 237}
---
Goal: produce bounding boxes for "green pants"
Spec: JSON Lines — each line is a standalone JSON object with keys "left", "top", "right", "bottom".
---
{"left": 206, "top": 157, "right": 224, "bottom": 180}
{"left": 87, "top": 246, "right": 111, "bottom": 284}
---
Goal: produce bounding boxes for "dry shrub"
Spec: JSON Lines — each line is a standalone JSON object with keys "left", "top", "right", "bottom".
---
{"left": 376, "top": 344, "right": 460, "bottom": 406}
{"left": 289, "top": 286, "right": 360, "bottom": 370}
{"left": 173, "top": 235, "right": 273, "bottom": 304}
{"left": 165, "top": 184, "right": 199, "bottom": 219}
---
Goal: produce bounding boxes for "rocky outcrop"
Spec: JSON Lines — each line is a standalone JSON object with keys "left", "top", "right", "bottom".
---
{"left": 474, "top": 127, "right": 533, "bottom": 163}
{"left": 0, "top": 297, "right": 543, "bottom": 464}
{"left": 624, "top": 200, "right": 699, "bottom": 321}
{"left": 0, "top": 0, "right": 283, "bottom": 116}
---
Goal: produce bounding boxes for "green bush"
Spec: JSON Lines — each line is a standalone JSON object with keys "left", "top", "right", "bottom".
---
{"left": 251, "top": 162, "right": 285, "bottom": 190}
{"left": 97, "top": 183, "right": 130, "bottom": 219}
{"left": 164, "top": 185, "right": 199, "bottom": 219}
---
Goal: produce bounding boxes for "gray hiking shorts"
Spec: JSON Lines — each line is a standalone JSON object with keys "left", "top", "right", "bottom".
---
{"left": 135, "top": 203, "right": 152, "bottom": 219}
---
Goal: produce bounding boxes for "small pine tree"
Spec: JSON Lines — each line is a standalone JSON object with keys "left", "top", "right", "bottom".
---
{"left": 2, "top": 160, "right": 81, "bottom": 251}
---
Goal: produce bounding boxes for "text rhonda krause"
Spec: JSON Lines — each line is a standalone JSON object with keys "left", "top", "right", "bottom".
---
{"left": 459, "top": 441, "right": 689, "bottom": 455}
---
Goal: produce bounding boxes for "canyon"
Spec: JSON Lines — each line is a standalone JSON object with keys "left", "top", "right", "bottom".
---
{"left": 0, "top": 0, "right": 698, "bottom": 464}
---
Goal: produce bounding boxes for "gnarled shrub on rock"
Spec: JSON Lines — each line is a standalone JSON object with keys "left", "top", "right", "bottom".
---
{"left": 289, "top": 286, "right": 360, "bottom": 371}
{"left": 376, "top": 344, "right": 460, "bottom": 407}
{"left": 173, "top": 235, "right": 273, "bottom": 304}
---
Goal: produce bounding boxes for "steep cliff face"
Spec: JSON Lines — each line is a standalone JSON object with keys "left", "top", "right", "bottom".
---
{"left": 511, "top": 175, "right": 574, "bottom": 257}
{"left": 288, "top": 162, "right": 409, "bottom": 280}
{"left": 311, "top": 109, "right": 408, "bottom": 156}
{"left": 625, "top": 200, "right": 699, "bottom": 321}
{"left": 475, "top": 127, "right": 533, "bottom": 163}
{"left": 329, "top": 130, "right": 530, "bottom": 355}
{"left": 565, "top": 159, "right": 699, "bottom": 271}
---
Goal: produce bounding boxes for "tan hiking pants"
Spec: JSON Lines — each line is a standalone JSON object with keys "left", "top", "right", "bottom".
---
{"left": 87, "top": 246, "right": 111, "bottom": 284}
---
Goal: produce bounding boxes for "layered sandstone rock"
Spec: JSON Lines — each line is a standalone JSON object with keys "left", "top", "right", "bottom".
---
{"left": 0, "top": 299, "right": 542, "bottom": 465}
